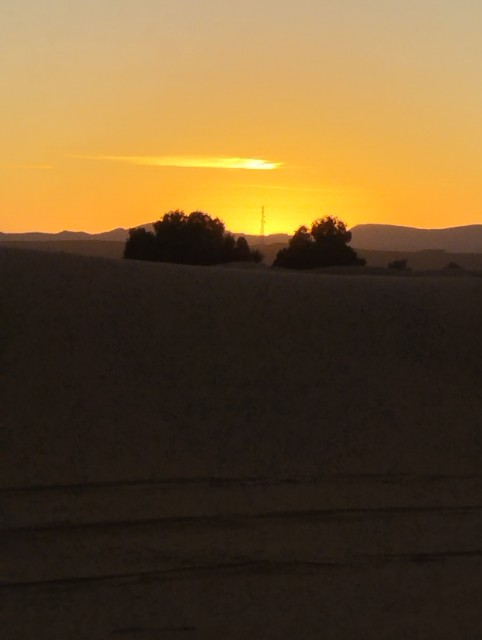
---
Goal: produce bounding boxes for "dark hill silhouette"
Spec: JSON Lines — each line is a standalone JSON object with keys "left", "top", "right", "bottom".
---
{"left": 357, "top": 248, "right": 482, "bottom": 271}
{"left": 0, "top": 228, "right": 128, "bottom": 242}
{"left": 235, "top": 232, "right": 290, "bottom": 245}
{"left": 0, "top": 230, "right": 93, "bottom": 242}
{"left": 0, "top": 239, "right": 126, "bottom": 259}
{"left": 351, "top": 223, "right": 482, "bottom": 253}
{"left": 0, "top": 227, "right": 287, "bottom": 244}
{"left": 4, "top": 239, "right": 482, "bottom": 271}
{"left": 3, "top": 223, "right": 482, "bottom": 257}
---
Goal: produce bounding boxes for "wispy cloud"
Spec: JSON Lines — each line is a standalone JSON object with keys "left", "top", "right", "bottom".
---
{"left": 76, "top": 155, "right": 282, "bottom": 171}
{"left": 0, "top": 163, "right": 54, "bottom": 170}
{"left": 236, "top": 183, "right": 343, "bottom": 194}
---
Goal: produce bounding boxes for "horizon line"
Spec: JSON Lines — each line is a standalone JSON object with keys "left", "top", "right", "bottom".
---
{"left": 3, "top": 221, "right": 482, "bottom": 236}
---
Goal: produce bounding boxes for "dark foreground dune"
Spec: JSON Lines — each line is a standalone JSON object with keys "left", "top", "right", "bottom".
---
{"left": 1, "top": 247, "right": 481, "bottom": 638}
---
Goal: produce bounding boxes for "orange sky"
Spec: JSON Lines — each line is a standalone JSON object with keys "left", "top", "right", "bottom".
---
{"left": 2, "top": 1, "right": 482, "bottom": 234}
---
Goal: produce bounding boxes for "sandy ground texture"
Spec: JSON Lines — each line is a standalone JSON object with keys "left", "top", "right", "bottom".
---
{"left": 1, "top": 246, "right": 482, "bottom": 638}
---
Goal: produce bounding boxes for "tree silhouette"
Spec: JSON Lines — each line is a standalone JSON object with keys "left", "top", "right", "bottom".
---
{"left": 123, "top": 227, "right": 157, "bottom": 261}
{"left": 124, "top": 210, "right": 263, "bottom": 265}
{"left": 273, "top": 216, "right": 365, "bottom": 269}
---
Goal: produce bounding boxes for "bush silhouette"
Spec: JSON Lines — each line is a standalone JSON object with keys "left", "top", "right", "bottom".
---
{"left": 388, "top": 259, "right": 409, "bottom": 271}
{"left": 273, "top": 216, "right": 365, "bottom": 269}
{"left": 124, "top": 210, "right": 263, "bottom": 265}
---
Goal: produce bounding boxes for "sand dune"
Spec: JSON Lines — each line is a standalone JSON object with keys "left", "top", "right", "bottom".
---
{"left": 1, "top": 246, "right": 481, "bottom": 638}
{"left": 2, "top": 246, "right": 481, "bottom": 485}
{"left": 4, "top": 237, "right": 482, "bottom": 272}
{"left": 0, "top": 239, "right": 125, "bottom": 260}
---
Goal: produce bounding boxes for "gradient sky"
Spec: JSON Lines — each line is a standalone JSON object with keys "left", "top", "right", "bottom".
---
{"left": 2, "top": 0, "right": 482, "bottom": 234}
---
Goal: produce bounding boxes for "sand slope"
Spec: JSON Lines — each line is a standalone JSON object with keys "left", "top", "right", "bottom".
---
{"left": 2, "top": 246, "right": 481, "bottom": 485}
{"left": 1, "top": 247, "right": 481, "bottom": 638}
{"left": 0, "top": 239, "right": 125, "bottom": 260}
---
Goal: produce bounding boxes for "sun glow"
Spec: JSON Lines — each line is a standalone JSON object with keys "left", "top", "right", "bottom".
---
{"left": 3, "top": 2, "right": 482, "bottom": 233}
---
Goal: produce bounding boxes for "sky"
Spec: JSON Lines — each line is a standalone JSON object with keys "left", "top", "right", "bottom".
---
{"left": 2, "top": 0, "right": 482, "bottom": 234}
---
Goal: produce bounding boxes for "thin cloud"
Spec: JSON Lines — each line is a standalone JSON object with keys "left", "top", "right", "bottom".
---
{"left": 0, "top": 163, "right": 54, "bottom": 170}
{"left": 76, "top": 155, "right": 282, "bottom": 171}
{"left": 236, "top": 183, "right": 344, "bottom": 194}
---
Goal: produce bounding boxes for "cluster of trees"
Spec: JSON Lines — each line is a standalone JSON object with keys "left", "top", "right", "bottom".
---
{"left": 124, "top": 211, "right": 365, "bottom": 270}
{"left": 273, "top": 216, "right": 365, "bottom": 269}
{"left": 123, "top": 213, "right": 476, "bottom": 272}
{"left": 124, "top": 210, "right": 263, "bottom": 265}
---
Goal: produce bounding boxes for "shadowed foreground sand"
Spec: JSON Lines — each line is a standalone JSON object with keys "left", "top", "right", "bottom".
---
{"left": 1, "top": 247, "right": 481, "bottom": 638}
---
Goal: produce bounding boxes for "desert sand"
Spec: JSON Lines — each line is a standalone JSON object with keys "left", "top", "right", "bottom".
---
{"left": 1, "top": 246, "right": 481, "bottom": 638}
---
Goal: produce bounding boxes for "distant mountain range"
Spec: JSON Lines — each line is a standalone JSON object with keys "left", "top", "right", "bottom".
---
{"left": 0, "top": 227, "right": 131, "bottom": 242}
{"left": 0, "top": 227, "right": 290, "bottom": 245}
{"left": 2, "top": 223, "right": 482, "bottom": 253}
{"left": 350, "top": 224, "right": 482, "bottom": 253}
